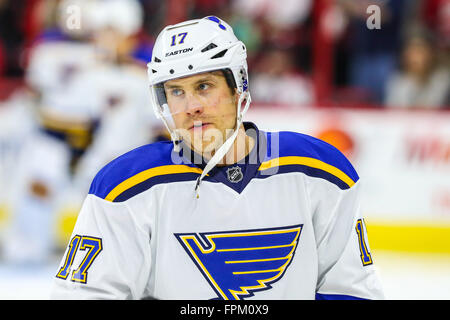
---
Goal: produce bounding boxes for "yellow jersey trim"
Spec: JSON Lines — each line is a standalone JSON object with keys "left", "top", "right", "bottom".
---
{"left": 258, "top": 156, "right": 356, "bottom": 188}
{"left": 105, "top": 165, "right": 204, "bottom": 202}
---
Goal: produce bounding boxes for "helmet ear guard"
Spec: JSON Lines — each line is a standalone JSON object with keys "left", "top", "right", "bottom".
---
{"left": 154, "top": 83, "right": 167, "bottom": 110}
{"left": 221, "top": 68, "right": 237, "bottom": 93}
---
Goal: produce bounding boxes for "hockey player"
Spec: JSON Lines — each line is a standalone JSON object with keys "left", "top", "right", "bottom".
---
{"left": 4, "top": 0, "right": 156, "bottom": 264}
{"left": 2, "top": 0, "right": 99, "bottom": 265}
{"left": 51, "top": 16, "right": 384, "bottom": 300}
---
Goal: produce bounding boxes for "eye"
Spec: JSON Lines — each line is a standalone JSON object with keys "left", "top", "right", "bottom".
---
{"left": 170, "top": 88, "right": 184, "bottom": 96}
{"left": 198, "top": 82, "right": 211, "bottom": 91}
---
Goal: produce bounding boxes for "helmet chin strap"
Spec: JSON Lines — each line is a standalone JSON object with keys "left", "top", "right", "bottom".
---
{"left": 194, "top": 91, "right": 251, "bottom": 198}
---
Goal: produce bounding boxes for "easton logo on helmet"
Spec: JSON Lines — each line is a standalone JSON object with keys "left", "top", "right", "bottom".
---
{"left": 165, "top": 47, "right": 193, "bottom": 57}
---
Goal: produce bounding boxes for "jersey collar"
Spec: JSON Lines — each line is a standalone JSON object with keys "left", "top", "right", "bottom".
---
{"left": 177, "top": 122, "right": 267, "bottom": 194}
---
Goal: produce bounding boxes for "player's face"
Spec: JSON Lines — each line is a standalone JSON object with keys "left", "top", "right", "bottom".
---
{"left": 164, "top": 71, "right": 238, "bottom": 155}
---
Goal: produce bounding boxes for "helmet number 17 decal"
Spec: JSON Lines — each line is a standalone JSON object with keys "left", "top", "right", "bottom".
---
{"left": 170, "top": 32, "right": 188, "bottom": 46}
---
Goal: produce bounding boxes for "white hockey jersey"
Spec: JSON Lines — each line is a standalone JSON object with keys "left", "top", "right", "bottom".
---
{"left": 50, "top": 122, "right": 384, "bottom": 300}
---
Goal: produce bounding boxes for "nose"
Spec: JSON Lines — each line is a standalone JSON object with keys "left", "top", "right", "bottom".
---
{"left": 185, "top": 92, "right": 204, "bottom": 116}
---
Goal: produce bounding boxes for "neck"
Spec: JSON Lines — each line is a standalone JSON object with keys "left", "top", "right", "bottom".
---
{"left": 202, "top": 124, "right": 255, "bottom": 166}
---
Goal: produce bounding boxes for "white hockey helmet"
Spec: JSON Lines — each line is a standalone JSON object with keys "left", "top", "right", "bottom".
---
{"left": 147, "top": 16, "right": 251, "bottom": 195}
{"left": 147, "top": 16, "right": 251, "bottom": 145}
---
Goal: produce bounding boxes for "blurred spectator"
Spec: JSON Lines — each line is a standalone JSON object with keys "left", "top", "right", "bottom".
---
{"left": 139, "top": 0, "right": 167, "bottom": 37}
{"left": 250, "top": 46, "right": 314, "bottom": 105}
{"left": 225, "top": 0, "right": 314, "bottom": 106}
{"left": 0, "top": 0, "right": 29, "bottom": 77}
{"left": 421, "top": 0, "right": 450, "bottom": 49}
{"left": 385, "top": 26, "right": 450, "bottom": 108}
{"left": 231, "top": 0, "right": 312, "bottom": 30}
{"left": 191, "top": 0, "right": 230, "bottom": 17}
{"left": 230, "top": 0, "right": 312, "bottom": 56}
{"left": 228, "top": 14, "right": 262, "bottom": 61}
{"left": 0, "top": 39, "right": 5, "bottom": 76}
{"left": 338, "top": 0, "right": 408, "bottom": 104}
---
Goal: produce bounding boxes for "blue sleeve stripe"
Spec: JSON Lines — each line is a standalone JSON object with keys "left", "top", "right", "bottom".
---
{"left": 315, "top": 293, "right": 368, "bottom": 300}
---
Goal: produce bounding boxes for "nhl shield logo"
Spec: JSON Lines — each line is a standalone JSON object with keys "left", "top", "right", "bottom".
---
{"left": 226, "top": 166, "right": 243, "bottom": 183}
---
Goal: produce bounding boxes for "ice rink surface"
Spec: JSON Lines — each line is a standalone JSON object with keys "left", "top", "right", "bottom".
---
{"left": 0, "top": 249, "right": 449, "bottom": 300}
{"left": 372, "top": 250, "right": 450, "bottom": 300}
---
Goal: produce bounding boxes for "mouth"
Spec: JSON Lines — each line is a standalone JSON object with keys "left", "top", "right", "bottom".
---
{"left": 189, "top": 122, "right": 212, "bottom": 131}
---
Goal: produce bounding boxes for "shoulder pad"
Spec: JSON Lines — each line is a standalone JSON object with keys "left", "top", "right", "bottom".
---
{"left": 258, "top": 131, "right": 359, "bottom": 189}
{"left": 89, "top": 141, "right": 202, "bottom": 202}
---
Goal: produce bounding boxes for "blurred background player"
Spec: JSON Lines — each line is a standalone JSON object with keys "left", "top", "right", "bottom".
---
{"left": 3, "top": 0, "right": 159, "bottom": 265}
{"left": 2, "top": 0, "right": 98, "bottom": 265}
{"left": 71, "top": 0, "right": 161, "bottom": 198}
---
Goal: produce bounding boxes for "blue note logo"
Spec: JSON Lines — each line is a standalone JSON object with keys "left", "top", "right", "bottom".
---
{"left": 175, "top": 224, "right": 303, "bottom": 300}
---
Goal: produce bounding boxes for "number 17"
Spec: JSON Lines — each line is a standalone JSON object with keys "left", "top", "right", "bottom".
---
{"left": 56, "top": 235, "right": 103, "bottom": 284}
{"left": 171, "top": 32, "right": 188, "bottom": 46}
{"left": 355, "top": 219, "right": 373, "bottom": 266}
